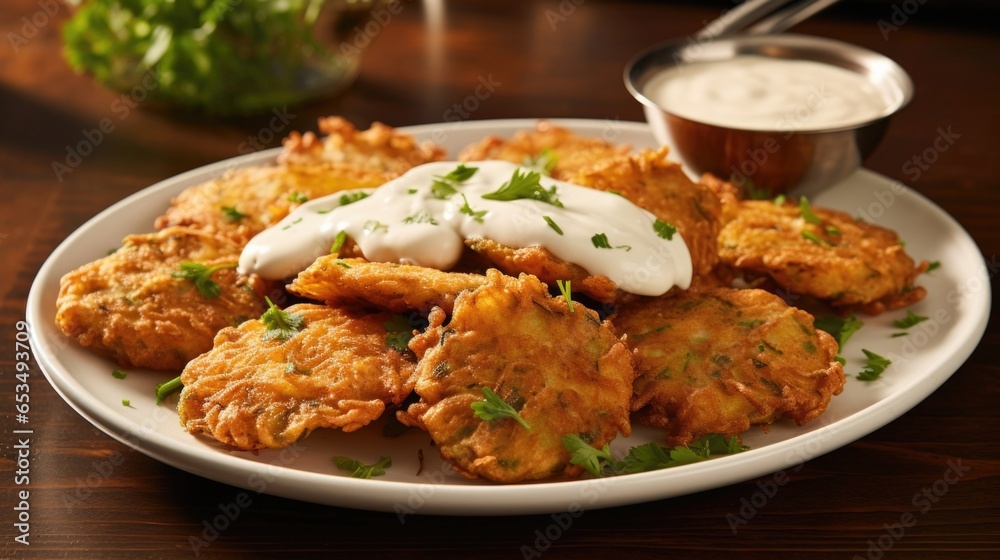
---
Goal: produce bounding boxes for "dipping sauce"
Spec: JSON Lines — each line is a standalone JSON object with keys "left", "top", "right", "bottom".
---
{"left": 238, "top": 160, "right": 692, "bottom": 296}
{"left": 642, "top": 55, "right": 898, "bottom": 131}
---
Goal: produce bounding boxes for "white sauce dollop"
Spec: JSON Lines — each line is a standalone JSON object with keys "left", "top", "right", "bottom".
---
{"left": 643, "top": 55, "right": 898, "bottom": 131}
{"left": 239, "top": 160, "right": 692, "bottom": 296}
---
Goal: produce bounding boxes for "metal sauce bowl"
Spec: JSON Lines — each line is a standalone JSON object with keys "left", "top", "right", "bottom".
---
{"left": 625, "top": 33, "right": 913, "bottom": 195}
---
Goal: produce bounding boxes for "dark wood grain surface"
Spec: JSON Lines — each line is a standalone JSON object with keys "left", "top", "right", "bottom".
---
{"left": 1, "top": 1, "right": 998, "bottom": 558}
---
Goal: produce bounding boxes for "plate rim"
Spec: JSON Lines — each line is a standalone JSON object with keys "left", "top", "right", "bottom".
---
{"left": 27, "top": 118, "right": 991, "bottom": 515}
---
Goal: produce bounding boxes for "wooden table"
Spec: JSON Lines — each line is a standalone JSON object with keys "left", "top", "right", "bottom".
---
{"left": 2, "top": 1, "right": 997, "bottom": 558}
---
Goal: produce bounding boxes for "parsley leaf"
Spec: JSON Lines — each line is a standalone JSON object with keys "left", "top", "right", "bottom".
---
{"left": 653, "top": 219, "right": 677, "bottom": 240}
{"left": 339, "top": 192, "right": 370, "bottom": 206}
{"left": 926, "top": 260, "right": 941, "bottom": 272}
{"left": 563, "top": 434, "right": 617, "bottom": 477}
{"left": 773, "top": 193, "right": 787, "bottom": 205}
{"left": 431, "top": 179, "right": 459, "bottom": 199}
{"left": 556, "top": 279, "right": 574, "bottom": 313}
{"left": 171, "top": 262, "right": 236, "bottom": 298}
{"left": 471, "top": 387, "right": 531, "bottom": 431}
{"left": 363, "top": 220, "right": 388, "bottom": 234}
{"left": 814, "top": 313, "right": 864, "bottom": 349}
{"left": 543, "top": 215, "right": 563, "bottom": 235}
{"left": 330, "top": 230, "right": 348, "bottom": 254}
{"left": 121, "top": 399, "right": 132, "bottom": 407}
{"left": 799, "top": 196, "right": 822, "bottom": 225}
{"left": 592, "top": 233, "right": 611, "bottom": 249}
{"left": 856, "top": 349, "right": 892, "bottom": 381}
{"left": 892, "top": 310, "right": 929, "bottom": 330}
{"left": 523, "top": 148, "right": 558, "bottom": 176}
{"left": 563, "top": 433, "right": 748, "bottom": 478}
{"left": 441, "top": 163, "right": 478, "bottom": 183}
{"left": 482, "top": 169, "right": 563, "bottom": 207}
{"left": 155, "top": 375, "right": 182, "bottom": 405}
{"left": 384, "top": 314, "right": 415, "bottom": 352}
{"left": 332, "top": 456, "right": 392, "bottom": 479}
{"left": 403, "top": 210, "right": 439, "bottom": 225}
{"left": 221, "top": 206, "right": 247, "bottom": 222}
{"left": 802, "top": 231, "right": 832, "bottom": 246}
{"left": 112, "top": 369, "right": 127, "bottom": 380}
{"left": 288, "top": 191, "right": 308, "bottom": 204}
{"left": 459, "top": 194, "right": 487, "bottom": 223}
{"left": 260, "top": 296, "right": 306, "bottom": 341}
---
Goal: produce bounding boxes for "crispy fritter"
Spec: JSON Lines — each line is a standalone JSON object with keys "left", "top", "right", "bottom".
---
{"left": 614, "top": 287, "right": 845, "bottom": 446}
{"left": 156, "top": 118, "right": 445, "bottom": 245}
{"left": 55, "top": 227, "right": 267, "bottom": 371}
{"left": 464, "top": 236, "right": 620, "bottom": 303}
{"left": 399, "top": 271, "right": 635, "bottom": 482}
{"left": 179, "top": 304, "right": 418, "bottom": 450}
{"left": 288, "top": 255, "right": 487, "bottom": 314}
{"left": 457, "top": 120, "right": 630, "bottom": 181}
{"left": 717, "top": 200, "right": 926, "bottom": 312}
{"left": 571, "top": 147, "right": 723, "bottom": 280}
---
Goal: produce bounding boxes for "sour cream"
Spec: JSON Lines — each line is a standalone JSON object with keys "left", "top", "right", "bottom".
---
{"left": 643, "top": 55, "right": 898, "bottom": 131}
{"left": 238, "top": 160, "right": 692, "bottom": 296}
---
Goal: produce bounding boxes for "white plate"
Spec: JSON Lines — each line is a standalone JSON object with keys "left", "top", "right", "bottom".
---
{"left": 27, "top": 119, "right": 990, "bottom": 515}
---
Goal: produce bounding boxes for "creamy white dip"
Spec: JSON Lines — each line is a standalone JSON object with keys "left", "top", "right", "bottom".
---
{"left": 238, "top": 160, "right": 693, "bottom": 296}
{"left": 643, "top": 55, "right": 896, "bottom": 131}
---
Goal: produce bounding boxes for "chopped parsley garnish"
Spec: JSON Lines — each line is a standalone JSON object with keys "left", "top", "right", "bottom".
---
{"left": 482, "top": 169, "right": 563, "bottom": 207}
{"left": 441, "top": 163, "right": 479, "bottom": 183}
{"left": 799, "top": 196, "right": 822, "bottom": 225}
{"left": 543, "top": 215, "right": 563, "bottom": 235}
{"left": 430, "top": 164, "right": 478, "bottom": 199}
{"left": 801, "top": 231, "right": 832, "bottom": 246}
{"left": 171, "top": 262, "right": 237, "bottom": 298}
{"left": 523, "top": 148, "right": 558, "bottom": 176}
{"left": 221, "top": 205, "right": 247, "bottom": 222}
{"left": 112, "top": 369, "right": 127, "bottom": 380}
{"left": 814, "top": 313, "right": 864, "bottom": 349}
{"left": 825, "top": 225, "right": 841, "bottom": 236}
{"left": 856, "top": 349, "right": 892, "bottom": 381}
{"left": 471, "top": 387, "right": 531, "bottom": 431}
{"left": 336, "top": 261, "right": 352, "bottom": 269}
{"left": 288, "top": 191, "right": 308, "bottom": 204}
{"left": 892, "top": 332, "right": 909, "bottom": 338}
{"left": 926, "top": 260, "right": 941, "bottom": 272}
{"left": 384, "top": 314, "right": 415, "bottom": 352}
{"left": 121, "top": 399, "right": 131, "bottom": 407}
{"left": 459, "top": 194, "right": 487, "bottom": 223}
{"left": 260, "top": 296, "right": 306, "bottom": 341}
{"left": 563, "top": 433, "right": 747, "bottom": 478}
{"left": 330, "top": 230, "right": 348, "bottom": 254}
{"left": 332, "top": 455, "right": 392, "bottom": 479}
{"left": 592, "top": 233, "right": 611, "bottom": 249}
{"left": 653, "top": 219, "right": 677, "bottom": 240}
{"left": 431, "top": 179, "right": 459, "bottom": 199}
{"left": 155, "top": 375, "right": 182, "bottom": 405}
{"left": 339, "top": 192, "right": 370, "bottom": 206}
{"left": 893, "top": 310, "right": 929, "bottom": 330}
{"left": 590, "top": 233, "right": 630, "bottom": 251}
{"left": 556, "top": 279, "right": 574, "bottom": 312}
{"left": 773, "top": 193, "right": 787, "bottom": 205}
{"left": 363, "top": 220, "right": 388, "bottom": 234}
{"left": 403, "top": 210, "right": 439, "bottom": 225}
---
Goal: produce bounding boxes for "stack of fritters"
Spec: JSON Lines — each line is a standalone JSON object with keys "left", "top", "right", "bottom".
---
{"left": 55, "top": 119, "right": 445, "bottom": 370}
{"left": 55, "top": 119, "right": 929, "bottom": 483}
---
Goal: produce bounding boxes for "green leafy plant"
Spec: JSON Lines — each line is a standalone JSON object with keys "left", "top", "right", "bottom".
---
{"left": 62, "top": 0, "right": 339, "bottom": 114}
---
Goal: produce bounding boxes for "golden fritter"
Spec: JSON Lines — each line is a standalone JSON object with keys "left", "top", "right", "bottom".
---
{"left": 156, "top": 118, "right": 445, "bottom": 245}
{"left": 179, "top": 304, "right": 418, "bottom": 450}
{"left": 614, "top": 288, "right": 844, "bottom": 446}
{"left": 571, "top": 147, "right": 723, "bottom": 280}
{"left": 717, "top": 199, "right": 926, "bottom": 312}
{"left": 55, "top": 227, "right": 266, "bottom": 371}
{"left": 288, "top": 255, "right": 487, "bottom": 314}
{"left": 399, "top": 271, "right": 635, "bottom": 483}
{"left": 464, "top": 236, "right": 619, "bottom": 304}
{"left": 457, "top": 120, "right": 630, "bottom": 181}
